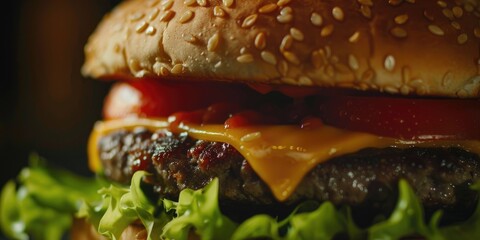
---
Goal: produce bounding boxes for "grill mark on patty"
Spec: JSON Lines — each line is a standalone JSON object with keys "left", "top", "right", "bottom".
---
{"left": 98, "top": 128, "right": 480, "bottom": 224}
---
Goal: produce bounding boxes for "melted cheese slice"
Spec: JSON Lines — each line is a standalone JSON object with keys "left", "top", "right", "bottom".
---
{"left": 88, "top": 118, "right": 480, "bottom": 201}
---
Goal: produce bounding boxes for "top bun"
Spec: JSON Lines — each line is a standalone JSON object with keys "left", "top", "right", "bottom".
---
{"left": 82, "top": 0, "right": 480, "bottom": 98}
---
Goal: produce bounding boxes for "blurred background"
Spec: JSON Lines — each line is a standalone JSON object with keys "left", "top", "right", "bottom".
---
{"left": 0, "top": 0, "right": 122, "bottom": 192}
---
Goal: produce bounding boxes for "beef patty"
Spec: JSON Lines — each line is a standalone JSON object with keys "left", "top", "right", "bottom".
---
{"left": 98, "top": 127, "right": 480, "bottom": 224}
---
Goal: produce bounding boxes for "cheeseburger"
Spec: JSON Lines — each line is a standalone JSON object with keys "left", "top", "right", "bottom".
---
{"left": 2, "top": 0, "right": 480, "bottom": 239}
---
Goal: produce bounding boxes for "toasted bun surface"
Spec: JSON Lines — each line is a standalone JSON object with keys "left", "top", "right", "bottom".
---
{"left": 71, "top": 218, "right": 146, "bottom": 240}
{"left": 82, "top": 0, "right": 480, "bottom": 97}
{"left": 70, "top": 218, "right": 200, "bottom": 240}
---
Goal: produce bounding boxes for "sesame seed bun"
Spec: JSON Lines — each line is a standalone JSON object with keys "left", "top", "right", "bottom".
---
{"left": 82, "top": 0, "right": 480, "bottom": 98}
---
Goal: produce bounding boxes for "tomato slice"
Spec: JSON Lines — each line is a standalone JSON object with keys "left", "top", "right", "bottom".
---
{"left": 103, "top": 78, "right": 480, "bottom": 140}
{"left": 103, "top": 78, "right": 261, "bottom": 120}
{"left": 318, "top": 96, "right": 480, "bottom": 140}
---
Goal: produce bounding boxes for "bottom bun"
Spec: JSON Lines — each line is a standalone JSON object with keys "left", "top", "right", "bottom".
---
{"left": 71, "top": 218, "right": 146, "bottom": 240}
{"left": 70, "top": 218, "right": 201, "bottom": 240}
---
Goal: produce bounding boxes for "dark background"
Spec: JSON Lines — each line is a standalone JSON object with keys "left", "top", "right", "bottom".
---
{"left": 1, "top": 0, "right": 122, "bottom": 205}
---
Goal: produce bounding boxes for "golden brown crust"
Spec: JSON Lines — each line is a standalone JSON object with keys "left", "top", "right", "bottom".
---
{"left": 82, "top": 0, "right": 480, "bottom": 97}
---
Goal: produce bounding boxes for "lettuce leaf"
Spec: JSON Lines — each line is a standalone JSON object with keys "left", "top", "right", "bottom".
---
{"left": 162, "top": 178, "right": 237, "bottom": 240}
{"left": 0, "top": 154, "right": 102, "bottom": 240}
{"left": 78, "top": 171, "right": 170, "bottom": 240}
{"left": 2, "top": 158, "right": 480, "bottom": 240}
{"left": 368, "top": 179, "right": 440, "bottom": 240}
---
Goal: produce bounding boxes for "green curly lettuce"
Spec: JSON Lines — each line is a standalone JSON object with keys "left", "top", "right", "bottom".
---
{"left": 2, "top": 158, "right": 480, "bottom": 240}
{"left": 0, "top": 155, "right": 103, "bottom": 240}
{"left": 161, "top": 178, "right": 237, "bottom": 240}
{"left": 78, "top": 171, "right": 169, "bottom": 240}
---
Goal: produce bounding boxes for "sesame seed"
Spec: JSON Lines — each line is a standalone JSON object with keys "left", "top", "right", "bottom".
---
{"left": 428, "top": 24, "right": 445, "bottom": 36}
{"left": 457, "top": 33, "right": 468, "bottom": 44}
{"left": 325, "top": 65, "right": 335, "bottom": 77}
{"left": 311, "top": 51, "right": 322, "bottom": 68}
{"left": 161, "top": 0, "right": 174, "bottom": 10}
{"left": 148, "top": 0, "right": 160, "bottom": 7}
{"left": 282, "top": 51, "right": 300, "bottom": 65}
{"left": 169, "top": 64, "right": 184, "bottom": 75}
{"left": 360, "top": 5, "right": 372, "bottom": 19}
{"left": 394, "top": 14, "right": 409, "bottom": 24}
{"left": 239, "top": 47, "right": 247, "bottom": 54}
{"left": 436, "top": 1, "right": 447, "bottom": 8}
{"left": 385, "top": 86, "right": 399, "bottom": 94}
{"left": 130, "top": 12, "right": 144, "bottom": 22}
{"left": 159, "top": 10, "right": 175, "bottom": 22}
{"left": 148, "top": 8, "right": 160, "bottom": 21}
{"left": 280, "top": 35, "right": 293, "bottom": 51}
{"left": 474, "top": 27, "right": 480, "bottom": 38}
{"left": 145, "top": 26, "right": 156, "bottom": 35}
{"left": 348, "top": 54, "right": 359, "bottom": 70}
{"left": 277, "top": 14, "right": 293, "bottom": 23}
{"left": 184, "top": 0, "right": 196, "bottom": 6}
{"left": 277, "top": 0, "right": 292, "bottom": 7}
{"left": 261, "top": 51, "right": 277, "bottom": 65}
{"left": 178, "top": 10, "right": 194, "bottom": 23}
{"left": 242, "top": 14, "right": 258, "bottom": 28}
{"left": 452, "top": 6, "right": 463, "bottom": 18}
{"left": 424, "top": 10, "right": 434, "bottom": 21}
{"left": 390, "top": 27, "right": 408, "bottom": 38}
{"left": 332, "top": 7, "right": 344, "bottom": 21}
{"left": 259, "top": 3, "right": 277, "bottom": 13}
{"left": 214, "top": 6, "right": 226, "bottom": 17}
{"left": 310, "top": 12, "right": 323, "bottom": 26}
{"left": 298, "top": 76, "right": 312, "bottom": 85}
{"left": 153, "top": 62, "right": 164, "bottom": 75}
{"left": 451, "top": 21, "right": 461, "bottom": 30}
{"left": 280, "top": 6, "right": 292, "bottom": 15}
{"left": 321, "top": 24, "right": 334, "bottom": 37}
{"left": 357, "top": 0, "right": 373, "bottom": 6}
{"left": 384, "top": 55, "right": 395, "bottom": 71}
{"left": 160, "top": 66, "right": 170, "bottom": 76}
{"left": 135, "top": 21, "right": 148, "bottom": 33}
{"left": 349, "top": 31, "right": 360, "bottom": 43}
{"left": 442, "top": 71, "right": 453, "bottom": 88}
{"left": 183, "top": 35, "right": 197, "bottom": 43}
{"left": 237, "top": 54, "right": 254, "bottom": 63}
{"left": 196, "top": 0, "right": 207, "bottom": 7}
{"left": 254, "top": 32, "right": 267, "bottom": 49}
{"left": 240, "top": 132, "right": 261, "bottom": 142}
{"left": 207, "top": 33, "right": 220, "bottom": 51}
{"left": 290, "top": 28, "right": 304, "bottom": 41}
{"left": 153, "top": 62, "right": 170, "bottom": 76}
{"left": 223, "top": 0, "right": 234, "bottom": 8}
{"left": 324, "top": 46, "right": 332, "bottom": 58}
{"left": 442, "top": 8, "right": 454, "bottom": 20}
{"left": 278, "top": 60, "right": 289, "bottom": 76}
